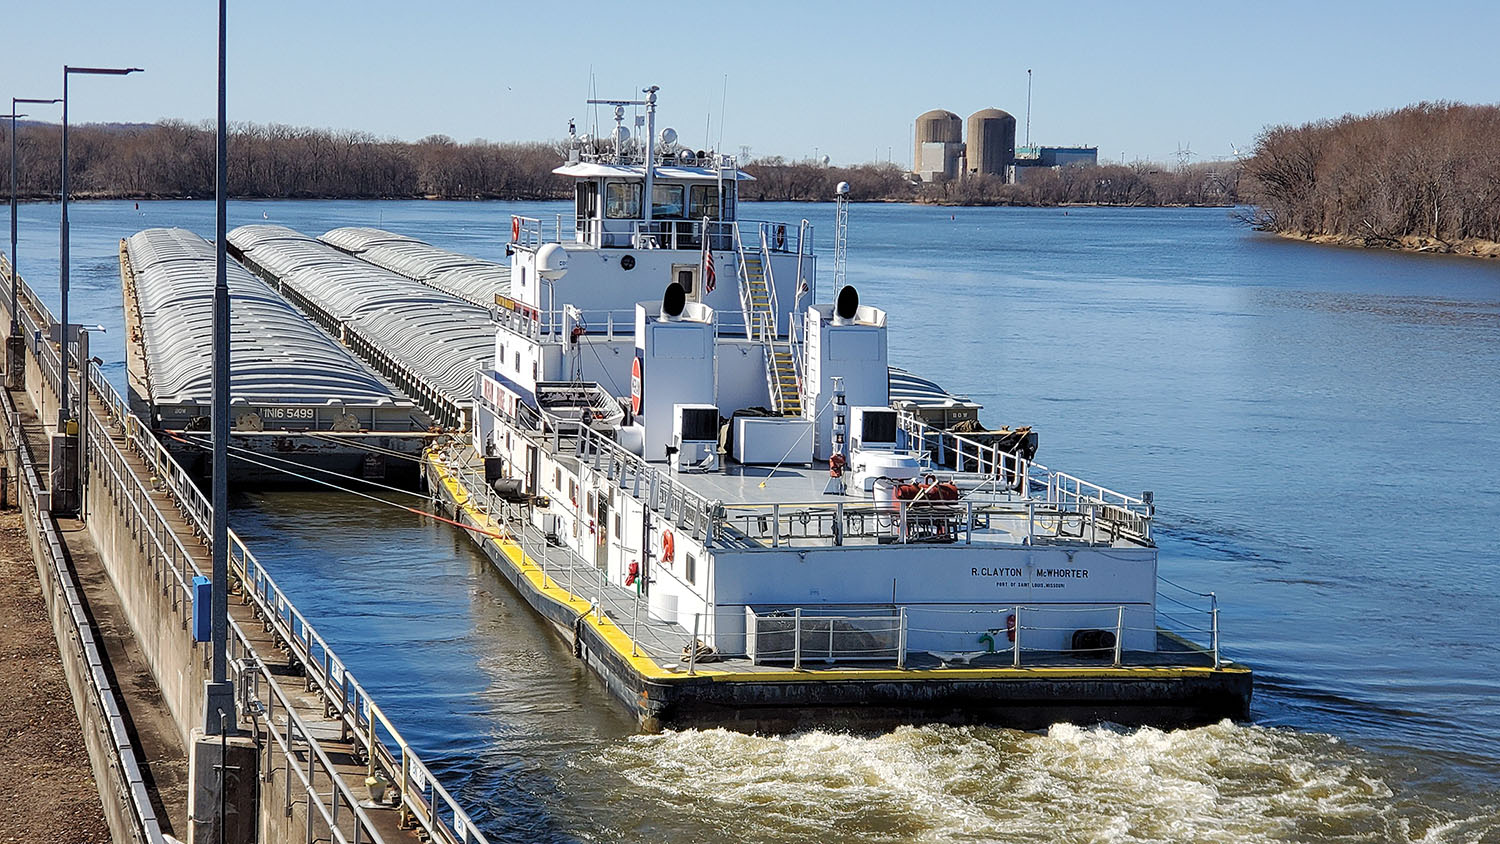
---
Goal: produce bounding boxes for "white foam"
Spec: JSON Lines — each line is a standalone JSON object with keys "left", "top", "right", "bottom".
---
{"left": 583, "top": 720, "right": 1500, "bottom": 843}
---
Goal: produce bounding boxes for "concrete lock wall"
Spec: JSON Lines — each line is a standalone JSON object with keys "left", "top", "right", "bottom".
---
{"left": 83, "top": 462, "right": 211, "bottom": 748}
{"left": 2, "top": 405, "right": 157, "bottom": 843}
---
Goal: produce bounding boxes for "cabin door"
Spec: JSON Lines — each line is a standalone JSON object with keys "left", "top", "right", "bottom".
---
{"left": 595, "top": 492, "right": 610, "bottom": 572}
{"left": 525, "top": 445, "right": 539, "bottom": 496}
{"left": 671, "top": 263, "right": 700, "bottom": 302}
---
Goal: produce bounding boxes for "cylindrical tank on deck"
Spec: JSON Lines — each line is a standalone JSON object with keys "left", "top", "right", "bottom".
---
{"left": 913, "top": 109, "right": 963, "bottom": 182}
{"left": 966, "top": 108, "right": 1016, "bottom": 177}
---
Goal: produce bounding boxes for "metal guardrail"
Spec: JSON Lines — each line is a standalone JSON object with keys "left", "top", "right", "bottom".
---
{"left": 6, "top": 265, "right": 492, "bottom": 844}
{"left": 897, "top": 412, "right": 1154, "bottom": 543}
{"left": 562, "top": 418, "right": 721, "bottom": 541}
{"left": 718, "top": 496, "right": 1141, "bottom": 548}
{"left": 1, "top": 383, "right": 169, "bottom": 844}
{"left": 86, "top": 371, "right": 493, "bottom": 844}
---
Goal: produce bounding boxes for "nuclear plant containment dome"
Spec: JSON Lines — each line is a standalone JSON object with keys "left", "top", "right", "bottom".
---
{"left": 914, "top": 109, "right": 963, "bottom": 144}
{"left": 967, "top": 108, "right": 1017, "bottom": 177}
{"left": 913, "top": 109, "right": 964, "bottom": 182}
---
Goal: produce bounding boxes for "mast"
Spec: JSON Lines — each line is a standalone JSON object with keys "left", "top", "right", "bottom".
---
{"left": 642, "top": 86, "right": 658, "bottom": 232}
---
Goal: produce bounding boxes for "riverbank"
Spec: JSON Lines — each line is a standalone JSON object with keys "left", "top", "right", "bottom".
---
{"left": 1276, "top": 230, "right": 1500, "bottom": 259}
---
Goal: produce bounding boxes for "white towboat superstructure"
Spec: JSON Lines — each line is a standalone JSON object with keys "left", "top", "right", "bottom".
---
{"left": 449, "top": 88, "right": 1247, "bottom": 730}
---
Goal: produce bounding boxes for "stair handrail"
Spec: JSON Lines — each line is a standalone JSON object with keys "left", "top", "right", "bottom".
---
{"left": 731, "top": 222, "right": 757, "bottom": 342}
{"left": 757, "top": 224, "right": 780, "bottom": 343}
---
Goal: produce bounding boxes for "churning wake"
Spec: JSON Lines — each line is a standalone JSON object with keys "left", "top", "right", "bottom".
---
{"left": 582, "top": 721, "right": 1500, "bottom": 843}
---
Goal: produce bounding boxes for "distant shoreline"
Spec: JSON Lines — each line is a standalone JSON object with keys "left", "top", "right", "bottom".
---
{"left": 1275, "top": 230, "right": 1500, "bottom": 260}
{"left": 12, "top": 193, "right": 1238, "bottom": 209}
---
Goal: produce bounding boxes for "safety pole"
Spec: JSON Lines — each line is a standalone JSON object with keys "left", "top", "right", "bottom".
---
{"left": 1113, "top": 605, "right": 1124, "bottom": 667}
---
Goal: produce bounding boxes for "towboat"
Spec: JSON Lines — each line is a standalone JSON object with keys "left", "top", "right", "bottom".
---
{"left": 429, "top": 87, "right": 1250, "bottom": 731}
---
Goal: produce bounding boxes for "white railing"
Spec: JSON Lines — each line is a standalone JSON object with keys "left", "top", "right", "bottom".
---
{"left": 897, "top": 412, "right": 1153, "bottom": 542}
{"left": 718, "top": 495, "right": 1142, "bottom": 549}
{"left": 510, "top": 215, "right": 573, "bottom": 250}
{"left": 628, "top": 219, "right": 735, "bottom": 252}
{"left": 746, "top": 607, "right": 906, "bottom": 667}
{"left": 559, "top": 420, "right": 721, "bottom": 541}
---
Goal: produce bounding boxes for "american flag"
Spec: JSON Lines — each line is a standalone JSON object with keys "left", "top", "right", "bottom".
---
{"left": 701, "top": 218, "right": 716, "bottom": 293}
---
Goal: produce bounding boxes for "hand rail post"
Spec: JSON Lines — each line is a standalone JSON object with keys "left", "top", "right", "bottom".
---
{"left": 1012, "top": 606, "right": 1022, "bottom": 667}
{"left": 1211, "top": 604, "right": 1221, "bottom": 669}
{"left": 896, "top": 607, "right": 907, "bottom": 669}
{"left": 1113, "top": 605, "right": 1124, "bottom": 667}
{"left": 793, "top": 608, "right": 802, "bottom": 670}
{"left": 688, "top": 612, "right": 700, "bottom": 675}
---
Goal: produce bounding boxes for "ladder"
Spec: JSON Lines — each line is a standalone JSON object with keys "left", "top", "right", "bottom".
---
{"left": 734, "top": 225, "right": 801, "bottom": 417}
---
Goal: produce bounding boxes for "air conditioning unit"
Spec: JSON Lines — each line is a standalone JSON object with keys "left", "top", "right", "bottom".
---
{"left": 672, "top": 404, "right": 720, "bottom": 471}
{"left": 850, "top": 407, "right": 899, "bottom": 453}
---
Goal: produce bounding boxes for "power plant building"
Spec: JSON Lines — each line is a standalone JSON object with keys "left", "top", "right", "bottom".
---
{"left": 913, "top": 109, "right": 963, "bottom": 183}
{"left": 911, "top": 105, "right": 1093, "bottom": 184}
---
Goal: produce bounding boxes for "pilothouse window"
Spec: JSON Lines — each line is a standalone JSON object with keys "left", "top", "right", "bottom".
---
{"left": 606, "top": 182, "right": 642, "bottom": 219}
{"left": 688, "top": 184, "right": 720, "bottom": 220}
{"left": 652, "top": 183, "right": 685, "bottom": 219}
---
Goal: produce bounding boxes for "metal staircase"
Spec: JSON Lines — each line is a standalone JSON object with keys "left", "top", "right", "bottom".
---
{"left": 734, "top": 224, "right": 802, "bottom": 417}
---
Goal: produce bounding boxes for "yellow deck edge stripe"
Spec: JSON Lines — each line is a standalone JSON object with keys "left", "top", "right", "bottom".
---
{"left": 430, "top": 454, "right": 1247, "bottom": 685}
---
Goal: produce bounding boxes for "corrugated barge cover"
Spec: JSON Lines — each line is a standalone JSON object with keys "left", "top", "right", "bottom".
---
{"left": 228, "top": 224, "right": 496, "bottom": 406}
{"left": 888, "top": 365, "right": 979, "bottom": 409}
{"left": 125, "top": 227, "right": 408, "bottom": 408}
{"left": 319, "top": 226, "right": 510, "bottom": 308}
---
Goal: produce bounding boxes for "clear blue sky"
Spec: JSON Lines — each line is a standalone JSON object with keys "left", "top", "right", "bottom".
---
{"left": 3, "top": 0, "right": 1497, "bottom": 167}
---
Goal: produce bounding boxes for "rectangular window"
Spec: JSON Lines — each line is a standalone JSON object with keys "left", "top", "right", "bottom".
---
{"left": 721, "top": 181, "right": 737, "bottom": 221}
{"left": 605, "top": 181, "right": 642, "bottom": 219}
{"left": 568, "top": 479, "right": 576, "bottom": 503}
{"left": 614, "top": 513, "right": 622, "bottom": 539}
{"left": 688, "top": 184, "right": 721, "bottom": 220}
{"left": 651, "top": 183, "right": 685, "bottom": 219}
{"left": 575, "top": 181, "right": 598, "bottom": 219}
{"left": 554, "top": 468, "right": 561, "bottom": 489}
{"left": 685, "top": 552, "right": 696, "bottom": 585}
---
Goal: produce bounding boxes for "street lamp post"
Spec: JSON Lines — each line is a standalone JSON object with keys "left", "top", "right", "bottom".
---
{"left": 204, "top": 0, "right": 236, "bottom": 737}
{"left": 59, "top": 66, "right": 142, "bottom": 430}
{"left": 7, "top": 98, "right": 61, "bottom": 388}
{"left": 56, "top": 66, "right": 141, "bottom": 516}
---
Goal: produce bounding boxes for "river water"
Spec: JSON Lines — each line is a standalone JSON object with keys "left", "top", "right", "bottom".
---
{"left": 7, "top": 199, "right": 1498, "bottom": 842}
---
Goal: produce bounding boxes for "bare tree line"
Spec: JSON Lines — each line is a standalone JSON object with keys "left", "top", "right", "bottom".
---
{"left": 742, "top": 156, "right": 1239, "bottom": 206}
{"left": 0, "top": 120, "right": 568, "bottom": 199}
{"left": 1, "top": 117, "right": 1239, "bottom": 207}
{"left": 1242, "top": 102, "right": 1500, "bottom": 245}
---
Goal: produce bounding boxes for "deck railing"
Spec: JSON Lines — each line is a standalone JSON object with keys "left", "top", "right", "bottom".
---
{"left": 897, "top": 412, "right": 1153, "bottom": 543}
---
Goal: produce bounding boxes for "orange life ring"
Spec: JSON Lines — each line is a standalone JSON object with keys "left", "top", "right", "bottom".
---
{"left": 662, "top": 530, "right": 675, "bottom": 563}
{"left": 775, "top": 225, "right": 786, "bottom": 250}
{"left": 511, "top": 216, "right": 521, "bottom": 242}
